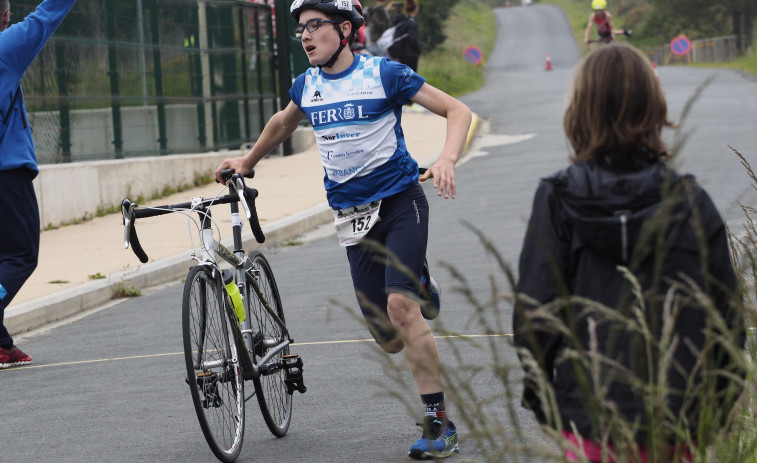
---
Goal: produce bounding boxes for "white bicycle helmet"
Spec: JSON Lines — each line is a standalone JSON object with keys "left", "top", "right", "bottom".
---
{"left": 290, "top": 0, "right": 364, "bottom": 67}
{"left": 290, "top": 0, "right": 364, "bottom": 33}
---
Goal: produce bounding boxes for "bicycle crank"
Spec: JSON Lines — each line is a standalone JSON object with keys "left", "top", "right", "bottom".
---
{"left": 195, "top": 371, "right": 223, "bottom": 408}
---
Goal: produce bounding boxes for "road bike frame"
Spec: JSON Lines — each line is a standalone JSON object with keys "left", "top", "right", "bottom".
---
{"left": 120, "top": 170, "right": 305, "bottom": 462}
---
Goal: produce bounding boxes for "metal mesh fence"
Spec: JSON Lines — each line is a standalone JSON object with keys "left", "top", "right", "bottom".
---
{"left": 13, "top": 0, "right": 281, "bottom": 164}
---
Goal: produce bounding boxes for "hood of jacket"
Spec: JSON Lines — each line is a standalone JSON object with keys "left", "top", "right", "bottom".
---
{"left": 545, "top": 159, "right": 688, "bottom": 264}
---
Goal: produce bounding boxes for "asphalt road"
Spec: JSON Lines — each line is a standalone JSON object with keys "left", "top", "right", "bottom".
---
{"left": 4, "top": 4, "right": 757, "bottom": 463}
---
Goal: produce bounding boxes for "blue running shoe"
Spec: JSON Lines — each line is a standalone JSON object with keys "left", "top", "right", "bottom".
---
{"left": 408, "top": 417, "right": 459, "bottom": 460}
{"left": 420, "top": 258, "right": 441, "bottom": 320}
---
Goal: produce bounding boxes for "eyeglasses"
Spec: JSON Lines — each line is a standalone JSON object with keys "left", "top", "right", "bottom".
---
{"left": 294, "top": 18, "right": 342, "bottom": 39}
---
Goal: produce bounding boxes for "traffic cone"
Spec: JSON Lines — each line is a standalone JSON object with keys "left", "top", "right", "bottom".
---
{"left": 545, "top": 54, "right": 553, "bottom": 71}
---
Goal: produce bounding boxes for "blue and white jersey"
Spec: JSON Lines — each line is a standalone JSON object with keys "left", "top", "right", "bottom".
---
{"left": 289, "top": 54, "right": 425, "bottom": 210}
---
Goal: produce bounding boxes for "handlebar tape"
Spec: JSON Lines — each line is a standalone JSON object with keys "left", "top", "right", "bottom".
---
{"left": 244, "top": 186, "right": 265, "bottom": 244}
{"left": 128, "top": 219, "right": 150, "bottom": 263}
{"left": 219, "top": 168, "right": 256, "bottom": 182}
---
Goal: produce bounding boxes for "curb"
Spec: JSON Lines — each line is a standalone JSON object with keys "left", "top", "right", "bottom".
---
{"left": 6, "top": 112, "right": 482, "bottom": 336}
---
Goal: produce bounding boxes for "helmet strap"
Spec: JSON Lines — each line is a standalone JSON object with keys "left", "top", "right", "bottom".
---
{"left": 318, "top": 26, "right": 349, "bottom": 69}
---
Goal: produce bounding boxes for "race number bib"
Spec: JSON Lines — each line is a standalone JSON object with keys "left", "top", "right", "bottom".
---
{"left": 333, "top": 200, "right": 381, "bottom": 247}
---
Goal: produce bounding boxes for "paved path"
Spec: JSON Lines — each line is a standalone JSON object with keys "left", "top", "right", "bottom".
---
{"left": 3, "top": 4, "right": 757, "bottom": 463}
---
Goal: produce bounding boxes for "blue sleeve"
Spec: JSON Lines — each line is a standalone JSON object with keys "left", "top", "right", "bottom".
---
{"left": 0, "top": 0, "right": 77, "bottom": 77}
{"left": 288, "top": 72, "right": 308, "bottom": 111}
{"left": 379, "top": 58, "right": 425, "bottom": 105}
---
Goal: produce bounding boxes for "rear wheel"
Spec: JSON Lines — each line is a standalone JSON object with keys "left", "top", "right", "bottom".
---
{"left": 183, "top": 265, "right": 245, "bottom": 462}
{"left": 246, "top": 252, "right": 292, "bottom": 437}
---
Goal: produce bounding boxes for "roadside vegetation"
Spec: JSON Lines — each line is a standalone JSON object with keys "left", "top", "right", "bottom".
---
{"left": 539, "top": 0, "right": 757, "bottom": 75}
{"left": 417, "top": 0, "right": 497, "bottom": 96}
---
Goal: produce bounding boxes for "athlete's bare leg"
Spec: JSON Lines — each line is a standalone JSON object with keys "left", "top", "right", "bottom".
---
{"left": 380, "top": 292, "right": 442, "bottom": 394}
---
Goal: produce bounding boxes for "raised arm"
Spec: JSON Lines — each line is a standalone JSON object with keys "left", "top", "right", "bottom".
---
{"left": 0, "top": 0, "right": 77, "bottom": 76}
{"left": 214, "top": 101, "right": 305, "bottom": 183}
{"left": 583, "top": 12, "right": 595, "bottom": 44}
{"left": 410, "top": 83, "right": 472, "bottom": 199}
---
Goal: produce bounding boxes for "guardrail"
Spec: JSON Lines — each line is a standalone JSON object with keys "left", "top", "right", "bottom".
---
{"left": 646, "top": 35, "right": 738, "bottom": 66}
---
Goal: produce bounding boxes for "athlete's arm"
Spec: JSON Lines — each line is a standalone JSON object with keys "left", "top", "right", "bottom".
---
{"left": 583, "top": 12, "right": 595, "bottom": 44}
{"left": 605, "top": 12, "right": 616, "bottom": 35}
{"left": 411, "top": 83, "right": 472, "bottom": 199}
{"left": 214, "top": 101, "right": 305, "bottom": 183}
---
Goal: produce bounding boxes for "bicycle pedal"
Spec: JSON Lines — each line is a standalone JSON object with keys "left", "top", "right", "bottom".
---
{"left": 196, "top": 371, "right": 224, "bottom": 408}
{"left": 282, "top": 354, "right": 307, "bottom": 395}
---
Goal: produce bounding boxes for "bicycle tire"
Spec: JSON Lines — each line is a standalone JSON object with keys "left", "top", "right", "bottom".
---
{"left": 246, "top": 251, "right": 293, "bottom": 437}
{"left": 183, "top": 265, "right": 245, "bottom": 463}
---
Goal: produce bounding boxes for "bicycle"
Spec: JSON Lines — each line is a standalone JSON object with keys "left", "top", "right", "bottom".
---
{"left": 121, "top": 169, "right": 307, "bottom": 463}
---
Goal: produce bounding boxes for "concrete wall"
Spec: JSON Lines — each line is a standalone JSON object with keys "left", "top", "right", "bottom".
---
{"left": 32, "top": 126, "right": 315, "bottom": 229}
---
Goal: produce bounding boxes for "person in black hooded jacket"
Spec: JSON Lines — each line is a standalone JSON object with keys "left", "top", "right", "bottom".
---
{"left": 513, "top": 43, "right": 745, "bottom": 462}
{"left": 388, "top": 0, "right": 421, "bottom": 72}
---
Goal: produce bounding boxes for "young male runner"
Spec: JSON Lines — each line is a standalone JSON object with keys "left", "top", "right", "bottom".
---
{"left": 215, "top": 0, "right": 471, "bottom": 459}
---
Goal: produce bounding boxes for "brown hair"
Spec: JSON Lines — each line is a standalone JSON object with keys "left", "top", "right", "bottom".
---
{"left": 563, "top": 43, "right": 674, "bottom": 167}
{"left": 404, "top": 0, "right": 418, "bottom": 15}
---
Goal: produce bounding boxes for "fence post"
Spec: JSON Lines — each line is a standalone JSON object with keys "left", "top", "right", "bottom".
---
{"left": 149, "top": 0, "right": 168, "bottom": 155}
{"left": 186, "top": 8, "right": 206, "bottom": 149}
{"left": 274, "top": 0, "right": 293, "bottom": 156}
{"left": 105, "top": 0, "right": 123, "bottom": 159}
{"left": 238, "top": 8, "right": 251, "bottom": 142}
{"left": 218, "top": 5, "right": 241, "bottom": 149}
{"left": 54, "top": 42, "right": 71, "bottom": 163}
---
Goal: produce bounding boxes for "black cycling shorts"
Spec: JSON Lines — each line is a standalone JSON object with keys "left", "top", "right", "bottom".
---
{"left": 345, "top": 183, "right": 428, "bottom": 344}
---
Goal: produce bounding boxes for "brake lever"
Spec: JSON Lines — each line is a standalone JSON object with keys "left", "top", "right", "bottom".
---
{"left": 122, "top": 199, "right": 134, "bottom": 249}
{"left": 234, "top": 176, "right": 252, "bottom": 220}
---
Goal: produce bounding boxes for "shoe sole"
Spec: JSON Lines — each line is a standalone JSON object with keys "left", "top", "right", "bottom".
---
{"left": 408, "top": 443, "right": 460, "bottom": 460}
{"left": 420, "top": 275, "right": 441, "bottom": 320}
{"left": 0, "top": 360, "right": 32, "bottom": 369}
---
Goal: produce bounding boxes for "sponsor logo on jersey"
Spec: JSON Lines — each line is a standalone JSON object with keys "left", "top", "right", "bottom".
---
{"left": 346, "top": 88, "right": 375, "bottom": 97}
{"left": 321, "top": 131, "right": 361, "bottom": 142}
{"left": 402, "top": 68, "right": 414, "bottom": 83}
{"left": 330, "top": 164, "right": 366, "bottom": 177}
{"left": 311, "top": 91, "right": 324, "bottom": 103}
{"left": 309, "top": 103, "right": 370, "bottom": 125}
{"left": 325, "top": 148, "right": 364, "bottom": 161}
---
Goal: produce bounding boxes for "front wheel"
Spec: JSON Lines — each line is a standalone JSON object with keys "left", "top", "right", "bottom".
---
{"left": 183, "top": 265, "right": 245, "bottom": 462}
{"left": 246, "top": 251, "right": 293, "bottom": 437}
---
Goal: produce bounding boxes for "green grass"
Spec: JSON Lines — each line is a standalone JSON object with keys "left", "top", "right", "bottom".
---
{"left": 111, "top": 282, "right": 142, "bottom": 298}
{"left": 418, "top": 0, "right": 497, "bottom": 96}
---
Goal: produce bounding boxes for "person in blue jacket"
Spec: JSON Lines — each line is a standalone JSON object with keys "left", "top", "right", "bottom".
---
{"left": 0, "top": 0, "right": 77, "bottom": 369}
